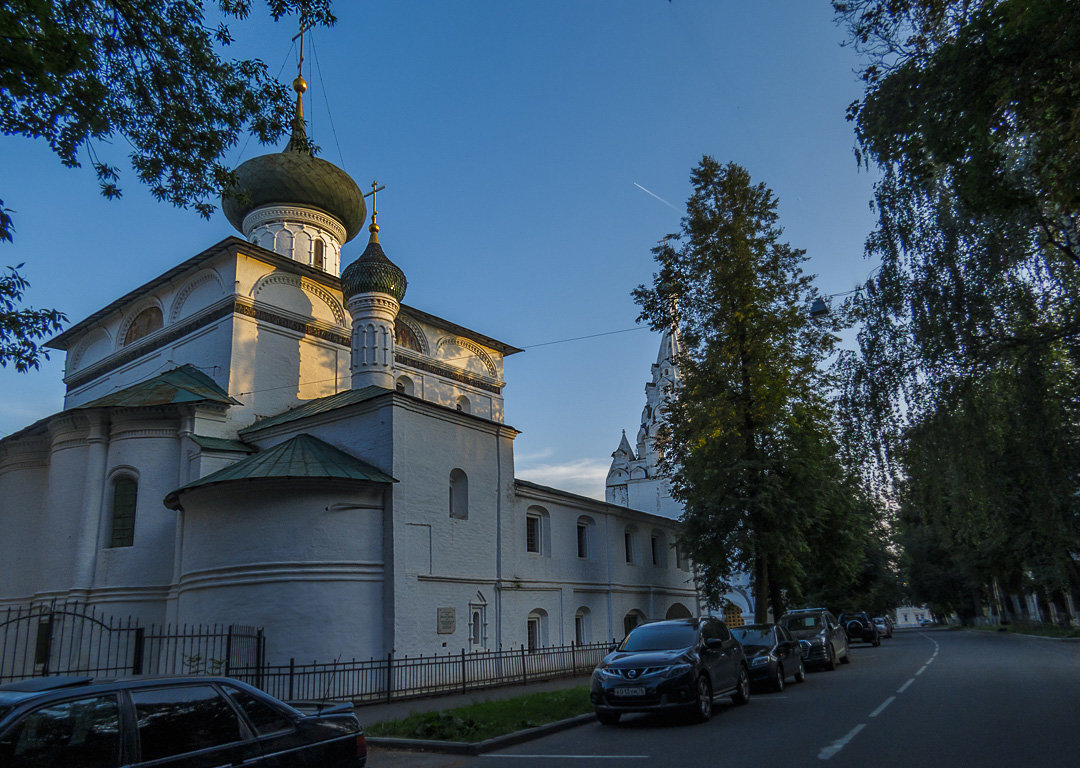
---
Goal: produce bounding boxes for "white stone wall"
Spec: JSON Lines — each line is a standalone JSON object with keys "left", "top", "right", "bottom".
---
{"left": 174, "top": 480, "right": 386, "bottom": 664}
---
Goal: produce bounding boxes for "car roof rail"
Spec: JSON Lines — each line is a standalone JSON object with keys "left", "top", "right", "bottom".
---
{"left": 0, "top": 676, "right": 94, "bottom": 693}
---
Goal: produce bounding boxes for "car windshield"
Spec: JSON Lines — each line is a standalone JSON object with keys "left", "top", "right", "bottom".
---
{"left": 782, "top": 615, "right": 821, "bottom": 631}
{"left": 732, "top": 628, "right": 773, "bottom": 653}
{"left": 619, "top": 624, "right": 697, "bottom": 652}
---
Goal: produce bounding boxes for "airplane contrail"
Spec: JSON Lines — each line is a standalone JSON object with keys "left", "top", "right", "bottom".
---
{"left": 634, "top": 182, "right": 678, "bottom": 210}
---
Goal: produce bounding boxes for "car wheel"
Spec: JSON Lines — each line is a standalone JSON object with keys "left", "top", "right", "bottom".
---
{"left": 731, "top": 666, "right": 751, "bottom": 705}
{"left": 794, "top": 659, "right": 806, "bottom": 683}
{"left": 772, "top": 663, "right": 785, "bottom": 692}
{"left": 826, "top": 644, "right": 838, "bottom": 671}
{"left": 692, "top": 674, "right": 713, "bottom": 722}
{"left": 596, "top": 711, "right": 621, "bottom": 726}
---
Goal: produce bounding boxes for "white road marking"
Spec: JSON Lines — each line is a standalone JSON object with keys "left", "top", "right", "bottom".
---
{"left": 897, "top": 678, "right": 915, "bottom": 693}
{"left": 484, "top": 756, "right": 650, "bottom": 760}
{"left": 818, "top": 723, "right": 866, "bottom": 760}
{"left": 869, "top": 696, "right": 896, "bottom": 718}
{"left": 916, "top": 665, "right": 927, "bottom": 675}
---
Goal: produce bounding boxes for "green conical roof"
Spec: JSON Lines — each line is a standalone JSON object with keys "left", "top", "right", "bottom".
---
{"left": 341, "top": 238, "right": 407, "bottom": 302}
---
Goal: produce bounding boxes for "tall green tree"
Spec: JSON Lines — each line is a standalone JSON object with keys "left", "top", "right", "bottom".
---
{"left": 634, "top": 157, "right": 859, "bottom": 622}
{"left": 834, "top": 0, "right": 1080, "bottom": 613}
{"left": 0, "top": 0, "right": 334, "bottom": 369}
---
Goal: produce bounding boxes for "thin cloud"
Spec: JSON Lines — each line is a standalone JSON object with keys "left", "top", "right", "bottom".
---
{"left": 517, "top": 457, "right": 610, "bottom": 500}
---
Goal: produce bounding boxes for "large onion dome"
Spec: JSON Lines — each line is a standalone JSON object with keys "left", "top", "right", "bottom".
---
{"left": 341, "top": 216, "right": 407, "bottom": 302}
{"left": 222, "top": 81, "right": 366, "bottom": 242}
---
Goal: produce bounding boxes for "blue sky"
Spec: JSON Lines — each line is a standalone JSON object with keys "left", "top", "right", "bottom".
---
{"left": 0, "top": 0, "right": 877, "bottom": 498}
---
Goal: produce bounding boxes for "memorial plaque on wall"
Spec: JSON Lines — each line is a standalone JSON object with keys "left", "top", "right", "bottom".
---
{"left": 437, "top": 607, "right": 455, "bottom": 634}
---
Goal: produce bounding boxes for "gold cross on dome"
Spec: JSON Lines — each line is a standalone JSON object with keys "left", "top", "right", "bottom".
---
{"left": 365, "top": 180, "right": 386, "bottom": 212}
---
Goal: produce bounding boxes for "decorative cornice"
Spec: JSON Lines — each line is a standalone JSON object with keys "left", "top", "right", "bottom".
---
{"left": 242, "top": 204, "right": 347, "bottom": 244}
{"left": 346, "top": 293, "right": 401, "bottom": 316}
{"left": 395, "top": 353, "right": 503, "bottom": 394}
{"left": 67, "top": 300, "right": 353, "bottom": 392}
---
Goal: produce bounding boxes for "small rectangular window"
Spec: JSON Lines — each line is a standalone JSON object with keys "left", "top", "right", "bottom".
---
{"left": 109, "top": 478, "right": 137, "bottom": 548}
{"left": 526, "top": 514, "right": 541, "bottom": 554}
{"left": 575, "top": 615, "right": 585, "bottom": 645}
{"left": 527, "top": 618, "right": 541, "bottom": 651}
{"left": 651, "top": 536, "right": 660, "bottom": 566}
{"left": 624, "top": 531, "right": 634, "bottom": 563}
{"left": 577, "top": 524, "right": 588, "bottom": 558}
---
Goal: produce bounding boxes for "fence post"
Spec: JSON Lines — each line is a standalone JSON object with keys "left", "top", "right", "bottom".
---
{"left": 520, "top": 645, "right": 527, "bottom": 686}
{"left": 385, "top": 652, "right": 394, "bottom": 703}
{"left": 461, "top": 648, "right": 467, "bottom": 694}
{"left": 572, "top": 641, "right": 577, "bottom": 672}
{"left": 224, "top": 626, "right": 233, "bottom": 678}
{"left": 132, "top": 627, "right": 145, "bottom": 675}
{"left": 256, "top": 630, "right": 265, "bottom": 690}
{"left": 288, "top": 658, "right": 295, "bottom": 701}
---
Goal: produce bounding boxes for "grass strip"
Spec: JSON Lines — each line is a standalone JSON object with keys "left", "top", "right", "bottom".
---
{"left": 365, "top": 685, "right": 593, "bottom": 743}
{"left": 964, "top": 624, "right": 1080, "bottom": 638}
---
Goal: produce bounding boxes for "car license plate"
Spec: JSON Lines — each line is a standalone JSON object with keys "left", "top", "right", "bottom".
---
{"left": 613, "top": 686, "right": 645, "bottom": 697}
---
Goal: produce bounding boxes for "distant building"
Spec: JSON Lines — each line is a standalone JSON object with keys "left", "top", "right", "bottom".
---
{"left": 0, "top": 83, "right": 695, "bottom": 666}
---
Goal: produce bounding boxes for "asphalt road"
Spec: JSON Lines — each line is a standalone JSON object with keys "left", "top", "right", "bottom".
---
{"left": 370, "top": 628, "right": 1080, "bottom": 767}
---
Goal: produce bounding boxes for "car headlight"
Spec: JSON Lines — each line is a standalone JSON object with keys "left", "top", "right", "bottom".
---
{"left": 594, "top": 667, "right": 622, "bottom": 680}
{"left": 750, "top": 655, "right": 773, "bottom": 667}
{"left": 653, "top": 663, "right": 692, "bottom": 680}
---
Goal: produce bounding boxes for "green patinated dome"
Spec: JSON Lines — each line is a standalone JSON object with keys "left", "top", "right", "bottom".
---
{"left": 341, "top": 238, "right": 407, "bottom": 302}
{"left": 222, "top": 144, "right": 367, "bottom": 242}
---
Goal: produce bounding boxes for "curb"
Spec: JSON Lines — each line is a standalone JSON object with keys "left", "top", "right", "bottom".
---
{"left": 366, "top": 712, "right": 596, "bottom": 755}
{"left": 959, "top": 627, "right": 1080, "bottom": 641}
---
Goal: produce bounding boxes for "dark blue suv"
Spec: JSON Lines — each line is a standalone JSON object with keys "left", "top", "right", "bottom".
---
{"left": 590, "top": 617, "right": 750, "bottom": 725}
{"left": 0, "top": 676, "right": 366, "bottom": 767}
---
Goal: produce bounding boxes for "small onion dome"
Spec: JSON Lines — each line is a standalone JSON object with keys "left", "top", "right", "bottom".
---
{"left": 341, "top": 239, "right": 407, "bottom": 302}
{"left": 222, "top": 144, "right": 367, "bottom": 242}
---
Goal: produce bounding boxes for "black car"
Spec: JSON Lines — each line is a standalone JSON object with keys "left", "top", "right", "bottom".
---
{"left": 0, "top": 675, "right": 366, "bottom": 767}
{"left": 590, "top": 617, "right": 750, "bottom": 725}
{"left": 778, "top": 608, "right": 851, "bottom": 670}
{"left": 839, "top": 611, "right": 882, "bottom": 646}
{"left": 731, "top": 623, "right": 806, "bottom": 691}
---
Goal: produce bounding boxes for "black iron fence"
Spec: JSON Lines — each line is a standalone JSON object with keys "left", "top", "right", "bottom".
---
{"left": 241, "top": 640, "right": 612, "bottom": 705}
{"left": 0, "top": 602, "right": 263, "bottom": 684}
{"left": 2, "top": 602, "right": 609, "bottom": 705}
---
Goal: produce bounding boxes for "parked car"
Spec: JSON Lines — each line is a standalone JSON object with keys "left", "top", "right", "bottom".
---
{"left": 0, "top": 675, "right": 366, "bottom": 767}
{"left": 839, "top": 611, "right": 882, "bottom": 646}
{"left": 731, "top": 623, "right": 806, "bottom": 691}
{"left": 590, "top": 617, "right": 750, "bottom": 725}
{"left": 873, "top": 616, "right": 894, "bottom": 638}
{"left": 778, "top": 608, "right": 851, "bottom": 670}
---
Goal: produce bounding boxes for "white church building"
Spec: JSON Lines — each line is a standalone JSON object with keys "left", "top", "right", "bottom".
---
{"left": 0, "top": 83, "right": 697, "bottom": 665}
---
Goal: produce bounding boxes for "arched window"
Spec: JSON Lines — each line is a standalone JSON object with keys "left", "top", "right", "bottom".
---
{"left": 576, "top": 516, "right": 596, "bottom": 560}
{"left": 666, "top": 602, "right": 692, "bottom": 620}
{"left": 527, "top": 609, "right": 548, "bottom": 652}
{"left": 469, "top": 591, "right": 488, "bottom": 647}
{"left": 650, "top": 529, "right": 667, "bottom": 567}
{"left": 449, "top": 469, "right": 468, "bottom": 519}
{"left": 455, "top": 395, "right": 471, "bottom": 414}
{"left": 624, "top": 525, "right": 638, "bottom": 564}
{"left": 123, "top": 306, "right": 163, "bottom": 346}
{"left": 313, "top": 239, "right": 325, "bottom": 270}
{"left": 574, "top": 607, "right": 592, "bottom": 645}
{"left": 526, "top": 506, "right": 550, "bottom": 556}
{"left": 108, "top": 476, "right": 138, "bottom": 547}
{"left": 623, "top": 609, "right": 646, "bottom": 637}
{"left": 395, "top": 375, "right": 414, "bottom": 396}
{"left": 394, "top": 322, "right": 422, "bottom": 352}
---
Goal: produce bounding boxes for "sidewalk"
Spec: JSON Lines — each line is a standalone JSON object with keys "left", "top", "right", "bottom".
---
{"left": 348, "top": 673, "right": 592, "bottom": 726}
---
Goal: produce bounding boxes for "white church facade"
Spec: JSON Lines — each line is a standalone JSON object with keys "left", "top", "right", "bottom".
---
{"left": 0, "top": 83, "right": 697, "bottom": 665}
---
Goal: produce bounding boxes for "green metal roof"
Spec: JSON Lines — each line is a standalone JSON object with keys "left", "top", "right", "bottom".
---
{"left": 79, "top": 365, "right": 238, "bottom": 409}
{"left": 341, "top": 239, "right": 407, "bottom": 301}
{"left": 189, "top": 435, "right": 254, "bottom": 453}
{"left": 239, "top": 386, "right": 388, "bottom": 436}
{"left": 165, "top": 433, "right": 395, "bottom": 509}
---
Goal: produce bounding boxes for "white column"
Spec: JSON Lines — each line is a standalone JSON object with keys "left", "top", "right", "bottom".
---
{"left": 73, "top": 412, "right": 109, "bottom": 590}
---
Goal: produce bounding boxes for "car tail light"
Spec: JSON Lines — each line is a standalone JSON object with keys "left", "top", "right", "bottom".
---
{"left": 356, "top": 732, "right": 367, "bottom": 758}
